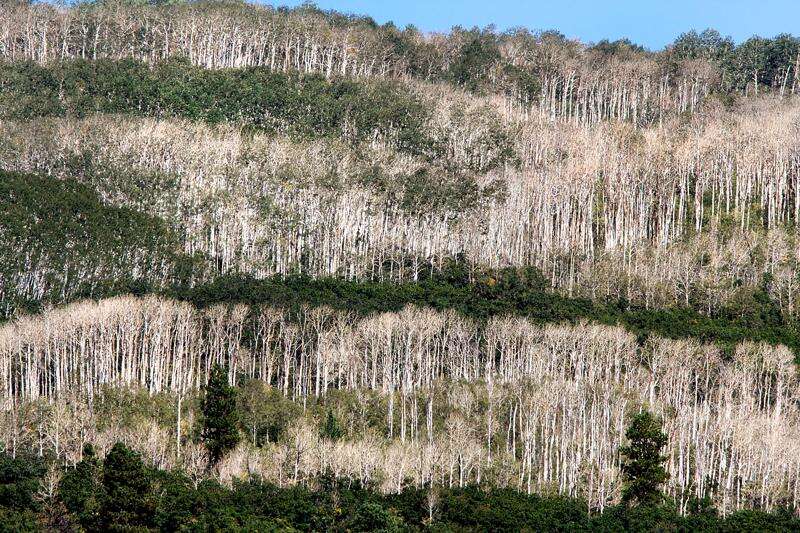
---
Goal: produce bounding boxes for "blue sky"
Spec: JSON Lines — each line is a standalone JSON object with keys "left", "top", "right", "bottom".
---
{"left": 275, "top": 0, "right": 800, "bottom": 50}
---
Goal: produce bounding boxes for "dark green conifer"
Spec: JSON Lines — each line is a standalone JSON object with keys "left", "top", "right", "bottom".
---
{"left": 99, "top": 442, "right": 153, "bottom": 529}
{"left": 59, "top": 443, "right": 101, "bottom": 528}
{"left": 200, "top": 364, "right": 240, "bottom": 464}
{"left": 321, "top": 408, "right": 343, "bottom": 441}
{"left": 620, "top": 411, "right": 669, "bottom": 506}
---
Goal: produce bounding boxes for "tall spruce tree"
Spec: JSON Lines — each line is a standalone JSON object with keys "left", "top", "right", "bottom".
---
{"left": 620, "top": 410, "right": 669, "bottom": 506}
{"left": 200, "top": 364, "right": 240, "bottom": 464}
{"left": 321, "top": 408, "right": 344, "bottom": 441}
{"left": 99, "top": 442, "right": 153, "bottom": 530}
{"left": 59, "top": 443, "right": 101, "bottom": 528}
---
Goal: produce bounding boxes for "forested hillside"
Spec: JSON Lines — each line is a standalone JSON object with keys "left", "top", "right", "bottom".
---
{"left": 3, "top": 0, "right": 800, "bottom": 530}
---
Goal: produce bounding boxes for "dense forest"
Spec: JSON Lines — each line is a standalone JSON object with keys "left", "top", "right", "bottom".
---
{"left": 4, "top": 0, "right": 800, "bottom": 530}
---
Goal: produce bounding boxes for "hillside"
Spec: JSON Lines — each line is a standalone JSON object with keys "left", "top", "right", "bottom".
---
{"left": 2, "top": 1, "right": 800, "bottom": 530}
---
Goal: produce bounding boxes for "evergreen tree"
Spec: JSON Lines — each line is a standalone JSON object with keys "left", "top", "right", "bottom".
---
{"left": 448, "top": 29, "right": 501, "bottom": 93}
{"left": 99, "top": 442, "right": 154, "bottom": 530}
{"left": 321, "top": 408, "right": 344, "bottom": 441}
{"left": 0, "top": 451, "right": 45, "bottom": 511}
{"left": 620, "top": 411, "right": 669, "bottom": 505}
{"left": 200, "top": 364, "right": 240, "bottom": 464}
{"left": 59, "top": 443, "right": 101, "bottom": 528}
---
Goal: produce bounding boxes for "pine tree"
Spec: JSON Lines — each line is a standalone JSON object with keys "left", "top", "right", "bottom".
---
{"left": 0, "top": 451, "right": 45, "bottom": 511}
{"left": 99, "top": 442, "right": 153, "bottom": 530}
{"left": 619, "top": 411, "right": 669, "bottom": 506}
{"left": 321, "top": 408, "right": 343, "bottom": 441}
{"left": 200, "top": 364, "right": 240, "bottom": 464}
{"left": 59, "top": 443, "right": 100, "bottom": 528}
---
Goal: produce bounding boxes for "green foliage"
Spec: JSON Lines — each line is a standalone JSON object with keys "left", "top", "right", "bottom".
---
{"left": 0, "top": 58, "right": 434, "bottom": 155}
{"left": 93, "top": 387, "right": 179, "bottom": 433}
{"left": 0, "top": 452, "right": 45, "bottom": 512}
{"left": 670, "top": 29, "right": 800, "bottom": 93}
{"left": 728, "top": 34, "right": 800, "bottom": 92}
{"left": 0, "top": 170, "right": 191, "bottom": 319}
{"left": 59, "top": 444, "right": 101, "bottom": 528}
{"left": 436, "top": 485, "right": 590, "bottom": 531}
{"left": 672, "top": 29, "right": 734, "bottom": 62}
{"left": 620, "top": 411, "right": 669, "bottom": 506}
{"left": 360, "top": 166, "right": 504, "bottom": 215}
{"left": 347, "top": 500, "right": 403, "bottom": 532}
{"left": 172, "top": 265, "right": 800, "bottom": 361}
{"left": 1, "top": 442, "right": 797, "bottom": 531}
{"left": 591, "top": 38, "right": 647, "bottom": 59}
{"left": 151, "top": 471, "right": 206, "bottom": 531}
{"left": 320, "top": 409, "right": 344, "bottom": 441}
{"left": 448, "top": 28, "right": 502, "bottom": 93}
{"left": 720, "top": 507, "right": 800, "bottom": 532}
{"left": 99, "top": 442, "right": 155, "bottom": 530}
{"left": 200, "top": 364, "right": 241, "bottom": 463}
{"left": 0, "top": 508, "right": 40, "bottom": 532}
{"left": 4, "top": 6, "right": 800, "bottom": 529}
{"left": 237, "top": 379, "right": 300, "bottom": 445}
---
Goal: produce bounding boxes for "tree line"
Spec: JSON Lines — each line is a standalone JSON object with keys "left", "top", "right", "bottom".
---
{"left": 2, "top": 1, "right": 800, "bottom": 123}
{"left": 2, "top": 0, "right": 800, "bottom": 529}
{"left": 6, "top": 99, "right": 800, "bottom": 320}
{"left": 1, "top": 383, "right": 798, "bottom": 530}
{"left": 2, "top": 295, "right": 799, "bottom": 512}
{"left": 0, "top": 58, "right": 435, "bottom": 158}
{"left": 0, "top": 170, "right": 188, "bottom": 319}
